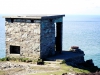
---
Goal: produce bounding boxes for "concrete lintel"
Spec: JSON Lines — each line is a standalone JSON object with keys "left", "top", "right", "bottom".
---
{"left": 3, "top": 14, "right": 65, "bottom": 19}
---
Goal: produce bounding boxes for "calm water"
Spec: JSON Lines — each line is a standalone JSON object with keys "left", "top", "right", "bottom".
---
{"left": 0, "top": 15, "right": 100, "bottom": 67}
{"left": 63, "top": 15, "right": 100, "bottom": 67}
{"left": 0, "top": 16, "right": 5, "bottom": 58}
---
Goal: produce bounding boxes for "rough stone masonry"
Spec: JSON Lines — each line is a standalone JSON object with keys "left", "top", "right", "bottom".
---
{"left": 4, "top": 15, "right": 65, "bottom": 59}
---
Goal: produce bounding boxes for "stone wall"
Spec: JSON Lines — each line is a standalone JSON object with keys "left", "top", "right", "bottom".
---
{"left": 5, "top": 17, "right": 63, "bottom": 59}
{"left": 40, "top": 19, "right": 55, "bottom": 58}
{"left": 5, "top": 19, "right": 40, "bottom": 58}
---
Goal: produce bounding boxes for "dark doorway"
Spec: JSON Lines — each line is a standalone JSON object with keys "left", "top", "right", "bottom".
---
{"left": 10, "top": 45, "right": 20, "bottom": 54}
{"left": 56, "top": 22, "right": 63, "bottom": 53}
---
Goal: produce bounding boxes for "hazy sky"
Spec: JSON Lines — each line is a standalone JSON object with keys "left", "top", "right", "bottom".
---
{"left": 0, "top": 0, "right": 100, "bottom": 15}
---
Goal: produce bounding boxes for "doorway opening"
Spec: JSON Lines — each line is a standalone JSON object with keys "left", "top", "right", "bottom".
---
{"left": 55, "top": 22, "right": 63, "bottom": 53}
{"left": 10, "top": 45, "right": 20, "bottom": 54}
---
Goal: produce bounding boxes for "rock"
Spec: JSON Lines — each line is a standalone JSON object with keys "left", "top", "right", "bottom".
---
{"left": 69, "top": 46, "right": 84, "bottom": 54}
{"left": 62, "top": 73, "right": 76, "bottom": 75}
{"left": 37, "top": 58, "right": 44, "bottom": 65}
{"left": 62, "top": 73, "right": 67, "bottom": 75}
{"left": 69, "top": 46, "right": 79, "bottom": 51}
{"left": 85, "top": 59, "right": 94, "bottom": 67}
{"left": 71, "top": 46, "right": 79, "bottom": 49}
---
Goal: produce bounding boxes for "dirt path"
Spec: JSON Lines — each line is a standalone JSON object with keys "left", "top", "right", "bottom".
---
{"left": 0, "top": 61, "right": 61, "bottom": 75}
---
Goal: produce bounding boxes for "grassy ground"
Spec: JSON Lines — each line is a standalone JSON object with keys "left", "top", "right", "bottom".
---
{"left": 0, "top": 57, "right": 96, "bottom": 75}
{"left": 0, "top": 68, "right": 24, "bottom": 75}
{"left": 0, "top": 71, "right": 5, "bottom": 75}
{"left": 28, "top": 64, "right": 89, "bottom": 75}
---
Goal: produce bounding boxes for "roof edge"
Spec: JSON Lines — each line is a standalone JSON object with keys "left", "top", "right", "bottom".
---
{"left": 3, "top": 14, "right": 65, "bottom": 19}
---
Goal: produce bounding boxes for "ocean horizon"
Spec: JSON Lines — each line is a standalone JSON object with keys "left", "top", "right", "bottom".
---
{"left": 0, "top": 15, "right": 100, "bottom": 67}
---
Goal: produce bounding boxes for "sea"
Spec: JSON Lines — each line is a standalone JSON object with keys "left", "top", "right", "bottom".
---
{"left": 0, "top": 15, "right": 100, "bottom": 67}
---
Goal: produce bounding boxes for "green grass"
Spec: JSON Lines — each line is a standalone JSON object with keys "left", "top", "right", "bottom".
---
{"left": 0, "top": 58, "right": 93, "bottom": 75}
{"left": 0, "top": 57, "right": 38, "bottom": 63}
{"left": 61, "top": 64, "right": 89, "bottom": 73}
{"left": 29, "top": 71, "right": 64, "bottom": 75}
{"left": 28, "top": 64, "right": 90, "bottom": 75}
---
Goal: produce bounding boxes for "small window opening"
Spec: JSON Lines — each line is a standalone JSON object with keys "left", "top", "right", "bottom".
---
{"left": 21, "top": 19, "right": 25, "bottom": 22}
{"left": 10, "top": 45, "right": 20, "bottom": 54}
{"left": 26, "top": 19, "right": 31, "bottom": 23}
{"left": 6, "top": 18, "right": 14, "bottom": 23}
{"left": 11, "top": 19, "right": 14, "bottom": 23}
{"left": 31, "top": 20, "right": 34, "bottom": 23}
{"left": 34, "top": 20, "right": 41, "bottom": 23}
{"left": 6, "top": 18, "right": 11, "bottom": 22}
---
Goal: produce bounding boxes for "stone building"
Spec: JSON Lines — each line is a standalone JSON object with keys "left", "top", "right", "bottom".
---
{"left": 4, "top": 15, "right": 65, "bottom": 59}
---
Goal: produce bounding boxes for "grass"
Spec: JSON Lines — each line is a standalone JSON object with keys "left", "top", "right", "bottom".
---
{"left": 61, "top": 64, "right": 89, "bottom": 73}
{"left": 0, "top": 57, "right": 95, "bottom": 75}
{"left": 0, "top": 57, "right": 38, "bottom": 63}
{"left": 30, "top": 66, "right": 59, "bottom": 71}
{"left": 28, "top": 64, "right": 90, "bottom": 75}
{"left": 29, "top": 71, "right": 64, "bottom": 75}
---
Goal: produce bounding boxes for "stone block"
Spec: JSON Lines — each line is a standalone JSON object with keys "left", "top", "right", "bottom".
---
{"left": 20, "top": 23, "right": 25, "bottom": 26}
{"left": 21, "top": 33, "right": 27, "bottom": 38}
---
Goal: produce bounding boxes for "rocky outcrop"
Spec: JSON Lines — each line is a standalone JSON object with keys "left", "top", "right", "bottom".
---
{"left": 62, "top": 59, "right": 100, "bottom": 75}
{"left": 69, "top": 46, "right": 84, "bottom": 54}
{"left": 64, "top": 46, "right": 100, "bottom": 72}
{"left": 64, "top": 46, "right": 85, "bottom": 67}
{"left": 65, "top": 56, "right": 85, "bottom": 67}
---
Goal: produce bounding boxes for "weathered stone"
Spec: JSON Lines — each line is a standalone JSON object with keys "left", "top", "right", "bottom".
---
{"left": 71, "top": 46, "right": 79, "bottom": 49}
{"left": 4, "top": 15, "right": 65, "bottom": 59}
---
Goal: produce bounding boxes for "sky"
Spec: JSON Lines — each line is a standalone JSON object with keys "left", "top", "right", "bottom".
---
{"left": 0, "top": 0, "right": 100, "bottom": 15}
